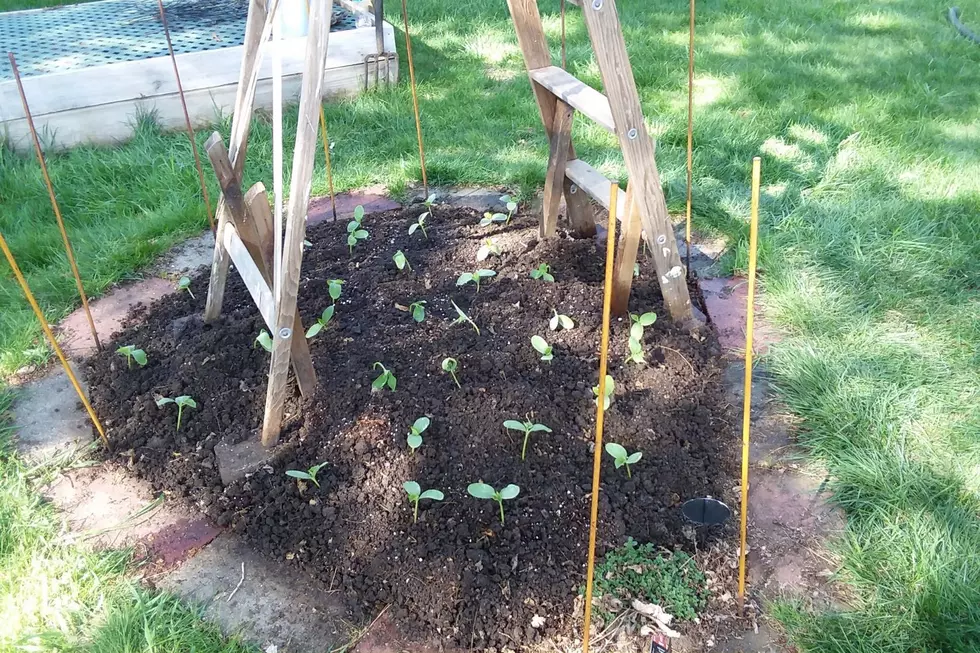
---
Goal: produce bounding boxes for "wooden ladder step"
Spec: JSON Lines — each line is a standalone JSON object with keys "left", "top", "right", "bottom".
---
{"left": 529, "top": 66, "right": 615, "bottom": 133}
{"left": 565, "top": 158, "right": 628, "bottom": 220}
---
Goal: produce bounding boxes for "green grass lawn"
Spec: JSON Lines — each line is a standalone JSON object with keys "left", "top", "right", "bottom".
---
{"left": 1, "top": 0, "right": 980, "bottom": 651}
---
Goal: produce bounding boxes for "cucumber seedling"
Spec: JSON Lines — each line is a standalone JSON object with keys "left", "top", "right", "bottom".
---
{"left": 407, "top": 416, "right": 430, "bottom": 453}
{"left": 531, "top": 335, "right": 553, "bottom": 361}
{"left": 305, "top": 306, "right": 335, "bottom": 338}
{"left": 347, "top": 205, "right": 369, "bottom": 253}
{"left": 592, "top": 375, "right": 615, "bottom": 410}
{"left": 254, "top": 330, "right": 273, "bottom": 352}
{"left": 403, "top": 481, "right": 444, "bottom": 523}
{"left": 155, "top": 395, "right": 197, "bottom": 431}
{"left": 177, "top": 276, "right": 195, "bottom": 299}
{"left": 476, "top": 238, "right": 501, "bottom": 262}
{"left": 409, "top": 212, "right": 429, "bottom": 238}
{"left": 409, "top": 300, "right": 426, "bottom": 323}
{"left": 286, "top": 461, "right": 328, "bottom": 488}
{"left": 467, "top": 482, "right": 520, "bottom": 524}
{"left": 503, "top": 419, "right": 552, "bottom": 461}
{"left": 456, "top": 269, "right": 496, "bottom": 292}
{"left": 393, "top": 250, "right": 412, "bottom": 272}
{"left": 605, "top": 443, "right": 642, "bottom": 478}
{"left": 500, "top": 194, "right": 518, "bottom": 224}
{"left": 451, "top": 301, "right": 480, "bottom": 335}
{"left": 627, "top": 312, "right": 657, "bottom": 365}
{"left": 442, "top": 357, "right": 461, "bottom": 388}
{"left": 549, "top": 310, "right": 574, "bottom": 331}
{"left": 116, "top": 345, "right": 147, "bottom": 368}
{"left": 372, "top": 362, "right": 397, "bottom": 392}
{"left": 479, "top": 211, "right": 507, "bottom": 227}
{"left": 530, "top": 263, "right": 554, "bottom": 282}
{"left": 327, "top": 279, "right": 344, "bottom": 302}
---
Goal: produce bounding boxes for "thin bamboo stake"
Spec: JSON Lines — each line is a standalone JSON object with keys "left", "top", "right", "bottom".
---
{"left": 0, "top": 231, "right": 107, "bottom": 447}
{"left": 737, "top": 156, "right": 761, "bottom": 615}
{"left": 8, "top": 52, "right": 102, "bottom": 352}
{"left": 157, "top": 0, "right": 214, "bottom": 232}
{"left": 560, "top": 0, "right": 567, "bottom": 69}
{"left": 273, "top": 11, "right": 284, "bottom": 302}
{"left": 305, "top": 0, "right": 338, "bottom": 220}
{"left": 582, "top": 183, "right": 618, "bottom": 653}
{"left": 400, "top": 0, "right": 428, "bottom": 197}
{"left": 684, "top": 0, "right": 695, "bottom": 275}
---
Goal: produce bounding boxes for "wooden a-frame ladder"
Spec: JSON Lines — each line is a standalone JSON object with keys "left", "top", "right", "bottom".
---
{"left": 506, "top": 0, "right": 694, "bottom": 323}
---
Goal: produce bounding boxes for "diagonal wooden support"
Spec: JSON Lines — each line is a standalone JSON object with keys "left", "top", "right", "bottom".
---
{"left": 205, "top": 135, "right": 317, "bottom": 397}
{"left": 506, "top": 0, "right": 595, "bottom": 238}
{"left": 611, "top": 182, "right": 642, "bottom": 315}
{"left": 578, "top": 0, "right": 693, "bottom": 322}
{"left": 204, "top": 0, "right": 280, "bottom": 323}
{"left": 262, "top": 0, "right": 333, "bottom": 447}
{"left": 541, "top": 100, "right": 574, "bottom": 238}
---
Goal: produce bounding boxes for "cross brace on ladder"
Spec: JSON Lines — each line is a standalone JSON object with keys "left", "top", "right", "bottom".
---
{"left": 202, "top": 0, "right": 334, "bottom": 447}
{"left": 505, "top": 0, "right": 694, "bottom": 324}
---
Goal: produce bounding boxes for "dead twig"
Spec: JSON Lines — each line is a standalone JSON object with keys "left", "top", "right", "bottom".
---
{"left": 227, "top": 561, "right": 245, "bottom": 602}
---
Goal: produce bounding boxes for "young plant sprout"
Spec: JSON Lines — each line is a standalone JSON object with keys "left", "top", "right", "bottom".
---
{"left": 531, "top": 335, "right": 553, "bottom": 362}
{"left": 409, "top": 301, "right": 426, "bottom": 323}
{"left": 550, "top": 310, "right": 574, "bottom": 331}
{"left": 605, "top": 443, "right": 642, "bottom": 478}
{"left": 626, "top": 337, "right": 646, "bottom": 365}
{"left": 403, "top": 481, "right": 444, "bottom": 523}
{"left": 372, "top": 362, "right": 397, "bottom": 392}
{"left": 476, "top": 238, "right": 501, "bottom": 262}
{"left": 116, "top": 345, "right": 147, "bottom": 368}
{"left": 305, "top": 306, "right": 335, "bottom": 338}
{"left": 177, "top": 276, "right": 195, "bottom": 299}
{"left": 633, "top": 262, "right": 641, "bottom": 278}
{"left": 407, "top": 416, "right": 430, "bottom": 453}
{"left": 254, "top": 330, "right": 273, "bottom": 352}
{"left": 393, "top": 250, "right": 411, "bottom": 272}
{"left": 451, "top": 301, "right": 480, "bottom": 335}
{"left": 530, "top": 263, "right": 555, "bottom": 282}
{"left": 627, "top": 312, "right": 657, "bottom": 365}
{"left": 592, "top": 375, "right": 615, "bottom": 410}
{"left": 327, "top": 279, "right": 344, "bottom": 302}
{"left": 409, "top": 212, "right": 429, "bottom": 238}
{"left": 456, "top": 269, "right": 496, "bottom": 292}
{"left": 286, "top": 461, "right": 328, "bottom": 488}
{"left": 500, "top": 194, "right": 518, "bottom": 224}
{"left": 503, "top": 419, "right": 552, "bottom": 461}
{"left": 347, "top": 205, "right": 369, "bottom": 253}
{"left": 156, "top": 395, "right": 197, "bottom": 431}
{"left": 479, "top": 211, "right": 507, "bottom": 227}
{"left": 442, "top": 357, "right": 461, "bottom": 388}
{"left": 467, "top": 482, "right": 520, "bottom": 524}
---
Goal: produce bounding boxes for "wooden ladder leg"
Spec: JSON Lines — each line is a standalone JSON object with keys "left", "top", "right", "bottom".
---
{"left": 204, "top": 0, "right": 279, "bottom": 322}
{"left": 541, "top": 100, "right": 573, "bottom": 239}
{"left": 611, "top": 183, "right": 642, "bottom": 314}
{"left": 262, "top": 0, "right": 333, "bottom": 447}
{"left": 578, "top": 0, "right": 693, "bottom": 322}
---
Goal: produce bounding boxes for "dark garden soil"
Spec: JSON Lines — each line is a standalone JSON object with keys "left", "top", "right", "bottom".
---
{"left": 86, "top": 204, "right": 738, "bottom": 651}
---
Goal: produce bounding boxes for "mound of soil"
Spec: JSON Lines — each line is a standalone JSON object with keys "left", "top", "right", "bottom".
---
{"left": 87, "top": 204, "right": 737, "bottom": 650}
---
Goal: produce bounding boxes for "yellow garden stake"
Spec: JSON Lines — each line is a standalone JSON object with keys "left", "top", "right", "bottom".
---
{"left": 401, "top": 0, "right": 429, "bottom": 197}
{"left": 685, "top": 0, "right": 695, "bottom": 275}
{"left": 582, "top": 183, "right": 618, "bottom": 653}
{"left": 0, "top": 231, "right": 107, "bottom": 447}
{"left": 737, "top": 156, "right": 761, "bottom": 615}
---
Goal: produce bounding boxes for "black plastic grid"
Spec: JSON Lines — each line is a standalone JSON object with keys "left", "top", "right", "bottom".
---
{"left": 0, "top": 0, "right": 358, "bottom": 81}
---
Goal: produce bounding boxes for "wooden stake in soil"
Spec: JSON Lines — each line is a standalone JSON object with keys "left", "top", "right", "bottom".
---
{"left": 156, "top": 0, "right": 214, "bottom": 232}
{"left": 560, "top": 0, "right": 567, "bottom": 69}
{"left": 8, "top": 52, "right": 102, "bottom": 352}
{"left": 0, "top": 231, "right": 107, "bottom": 447}
{"left": 685, "top": 0, "right": 695, "bottom": 275}
{"left": 582, "top": 183, "right": 618, "bottom": 653}
{"left": 400, "top": 0, "right": 428, "bottom": 197}
{"left": 737, "top": 156, "right": 761, "bottom": 615}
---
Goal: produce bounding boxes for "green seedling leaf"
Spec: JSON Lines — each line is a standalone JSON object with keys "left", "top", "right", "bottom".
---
{"left": 420, "top": 489, "right": 444, "bottom": 501}
{"left": 626, "top": 337, "right": 645, "bottom": 365}
{"left": 451, "top": 301, "right": 480, "bottom": 335}
{"left": 327, "top": 279, "right": 344, "bottom": 302}
{"left": 467, "top": 482, "right": 496, "bottom": 499}
{"left": 393, "top": 250, "right": 411, "bottom": 271}
{"left": 467, "top": 482, "right": 520, "bottom": 523}
{"left": 116, "top": 345, "right": 148, "bottom": 368}
{"left": 407, "top": 433, "right": 423, "bottom": 451}
{"left": 286, "top": 461, "right": 327, "bottom": 488}
{"left": 499, "top": 484, "right": 520, "bottom": 500}
{"left": 529, "top": 263, "right": 554, "bottom": 282}
{"left": 442, "top": 357, "right": 461, "bottom": 388}
{"left": 504, "top": 419, "right": 553, "bottom": 460}
{"left": 476, "top": 239, "right": 501, "bottom": 262}
{"left": 372, "top": 362, "right": 397, "bottom": 392}
{"left": 592, "top": 375, "right": 615, "bottom": 411}
{"left": 633, "top": 263, "right": 640, "bottom": 278}
{"left": 531, "top": 335, "right": 553, "bottom": 361}
{"left": 403, "top": 481, "right": 421, "bottom": 497}
{"left": 306, "top": 305, "right": 335, "bottom": 339}
{"left": 550, "top": 310, "right": 574, "bottom": 331}
{"left": 177, "top": 276, "right": 195, "bottom": 299}
{"left": 408, "top": 416, "right": 430, "bottom": 452}
{"left": 354, "top": 205, "right": 365, "bottom": 221}
{"left": 456, "top": 269, "right": 496, "bottom": 292}
{"left": 479, "top": 211, "right": 508, "bottom": 227}
{"left": 409, "top": 301, "right": 426, "bottom": 323}
{"left": 409, "top": 212, "right": 429, "bottom": 238}
{"left": 157, "top": 395, "right": 196, "bottom": 431}
{"left": 404, "top": 480, "right": 444, "bottom": 522}
{"left": 605, "top": 443, "right": 642, "bottom": 478}
{"left": 254, "top": 330, "right": 273, "bottom": 352}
